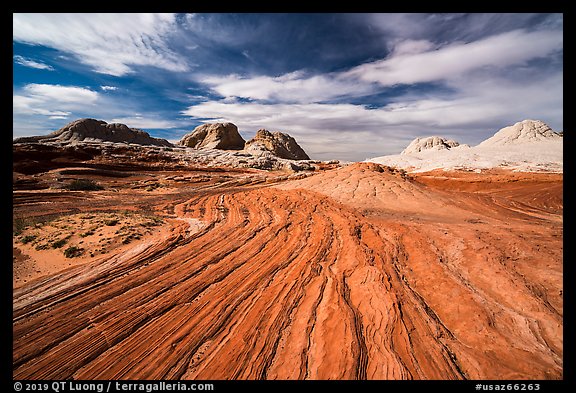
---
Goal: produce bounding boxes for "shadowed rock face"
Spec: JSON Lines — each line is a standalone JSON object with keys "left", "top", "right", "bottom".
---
{"left": 12, "top": 158, "right": 562, "bottom": 380}
{"left": 179, "top": 123, "right": 246, "bottom": 150}
{"left": 13, "top": 118, "right": 172, "bottom": 147}
{"left": 245, "top": 129, "right": 310, "bottom": 160}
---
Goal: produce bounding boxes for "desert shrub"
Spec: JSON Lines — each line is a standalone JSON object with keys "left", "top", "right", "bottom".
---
{"left": 20, "top": 235, "right": 37, "bottom": 244}
{"left": 64, "top": 179, "right": 104, "bottom": 191}
{"left": 141, "top": 216, "right": 164, "bottom": 227}
{"left": 13, "top": 217, "right": 28, "bottom": 235}
{"left": 64, "top": 246, "right": 84, "bottom": 258}
{"left": 79, "top": 230, "right": 95, "bottom": 237}
{"left": 13, "top": 216, "right": 45, "bottom": 235}
{"left": 51, "top": 238, "right": 68, "bottom": 249}
{"left": 105, "top": 219, "right": 119, "bottom": 226}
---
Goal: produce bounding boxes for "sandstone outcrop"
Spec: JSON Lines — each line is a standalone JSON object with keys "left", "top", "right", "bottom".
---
{"left": 178, "top": 123, "right": 246, "bottom": 150}
{"left": 245, "top": 129, "right": 310, "bottom": 160}
{"left": 369, "top": 120, "right": 563, "bottom": 173}
{"left": 478, "top": 119, "right": 562, "bottom": 147}
{"left": 13, "top": 118, "right": 172, "bottom": 147}
{"left": 401, "top": 136, "right": 464, "bottom": 155}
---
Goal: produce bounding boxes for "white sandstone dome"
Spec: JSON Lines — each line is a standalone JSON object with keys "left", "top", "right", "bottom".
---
{"left": 401, "top": 136, "right": 465, "bottom": 155}
{"left": 478, "top": 120, "right": 561, "bottom": 147}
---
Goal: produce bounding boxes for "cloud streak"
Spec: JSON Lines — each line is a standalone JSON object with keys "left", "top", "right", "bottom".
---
{"left": 344, "top": 29, "right": 563, "bottom": 86}
{"left": 200, "top": 28, "right": 562, "bottom": 106}
{"left": 13, "top": 83, "right": 100, "bottom": 117}
{"left": 13, "top": 55, "right": 54, "bottom": 70}
{"left": 202, "top": 71, "right": 375, "bottom": 103}
{"left": 13, "top": 13, "right": 188, "bottom": 76}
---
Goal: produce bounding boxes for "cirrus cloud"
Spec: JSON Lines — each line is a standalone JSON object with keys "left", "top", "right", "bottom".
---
{"left": 13, "top": 83, "right": 100, "bottom": 117}
{"left": 201, "top": 71, "right": 375, "bottom": 103}
{"left": 343, "top": 29, "right": 563, "bottom": 86}
{"left": 13, "top": 55, "right": 54, "bottom": 71}
{"left": 13, "top": 13, "right": 188, "bottom": 76}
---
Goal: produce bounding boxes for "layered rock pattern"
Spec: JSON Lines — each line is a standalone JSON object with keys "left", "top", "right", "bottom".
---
{"left": 13, "top": 162, "right": 562, "bottom": 380}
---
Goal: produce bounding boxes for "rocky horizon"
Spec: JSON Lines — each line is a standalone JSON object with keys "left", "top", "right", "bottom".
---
{"left": 13, "top": 118, "right": 173, "bottom": 147}
{"left": 15, "top": 118, "right": 313, "bottom": 165}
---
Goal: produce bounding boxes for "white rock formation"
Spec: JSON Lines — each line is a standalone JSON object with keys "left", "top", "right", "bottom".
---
{"left": 367, "top": 120, "right": 563, "bottom": 173}
{"left": 477, "top": 119, "right": 562, "bottom": 147}
{"left": 401, "top": 136, "right": 465, "bottom": 155}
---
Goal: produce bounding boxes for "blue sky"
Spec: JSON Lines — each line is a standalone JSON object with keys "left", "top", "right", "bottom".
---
{"left": 13, "top": 13, "right": 563, "bottom": 161}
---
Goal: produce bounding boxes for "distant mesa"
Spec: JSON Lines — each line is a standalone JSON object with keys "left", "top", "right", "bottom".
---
{"left": 401, "top": 136, "right": 465, "bottom": 155}
{"left": 13, "top": 118, "right": 172, "bottom": 147}
{"left": 245, "top": 129, "right": 310, "bottom": 161}
{"left": 478, "top": 119, "right": 562, "bottom": 147}
{"left": 178, "top": 123, "right": 246, "bottom": 150}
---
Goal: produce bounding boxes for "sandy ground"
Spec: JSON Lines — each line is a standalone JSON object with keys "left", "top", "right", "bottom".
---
{"left": 12, "top": 162, "right": 562, "bottom": 380}
{"left": 13, "top": 211, "right": 165, "bottom": 288}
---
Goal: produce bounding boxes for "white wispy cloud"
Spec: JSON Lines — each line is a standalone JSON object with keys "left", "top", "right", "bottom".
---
{"left": 201, "top": 71, "right": 374, "bottom": 103}
{"left": 13, "top": 55, "right": 54, "bottom": 70}
{"left": 100, "top": 85, "right": 118, "bottom": 91}
{"left": 199, "top": 28, "right": 561, "bottom": 106}
{"left": 13, "top": 83, "right": 100, "bottom": 118}
{"left": 343, "top": 29, "right": 562, "bottom": 86}
{"left": 13, "top": 13, "right": 188, "bottom": 76}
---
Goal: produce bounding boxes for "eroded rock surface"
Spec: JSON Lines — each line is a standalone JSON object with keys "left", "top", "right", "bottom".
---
{"left": 245, "top": 129, "right": 310, "bottom": 160}
{"left": 13, "top": 156, "right": 562, "bottom": 380}
{"left": 401, "top": 136, "right": 464, "bottom": 155}
{"left": 478, "top": 119, "right": 562, "bottom": 147}
{"left": 179, "top": 123, "right": 245, "bottom": 150}
{"left": 13, "top": 118, "right": 172, "bottom": 147}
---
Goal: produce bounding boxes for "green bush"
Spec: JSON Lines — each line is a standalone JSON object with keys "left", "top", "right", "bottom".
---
{"left": 79, "top": 230, "right": 95, "bottom": 237}
{"left": 64, "top": 246, "right": 84, "bottom": 258}
{"left": 20, "top": 235, "right": 37, "bottom": 244}
{"left": 13, "top": 217, "right": 29, "bottom": 235}
{"left": 51, "top": 238, "right": 68, "bottom": 249}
